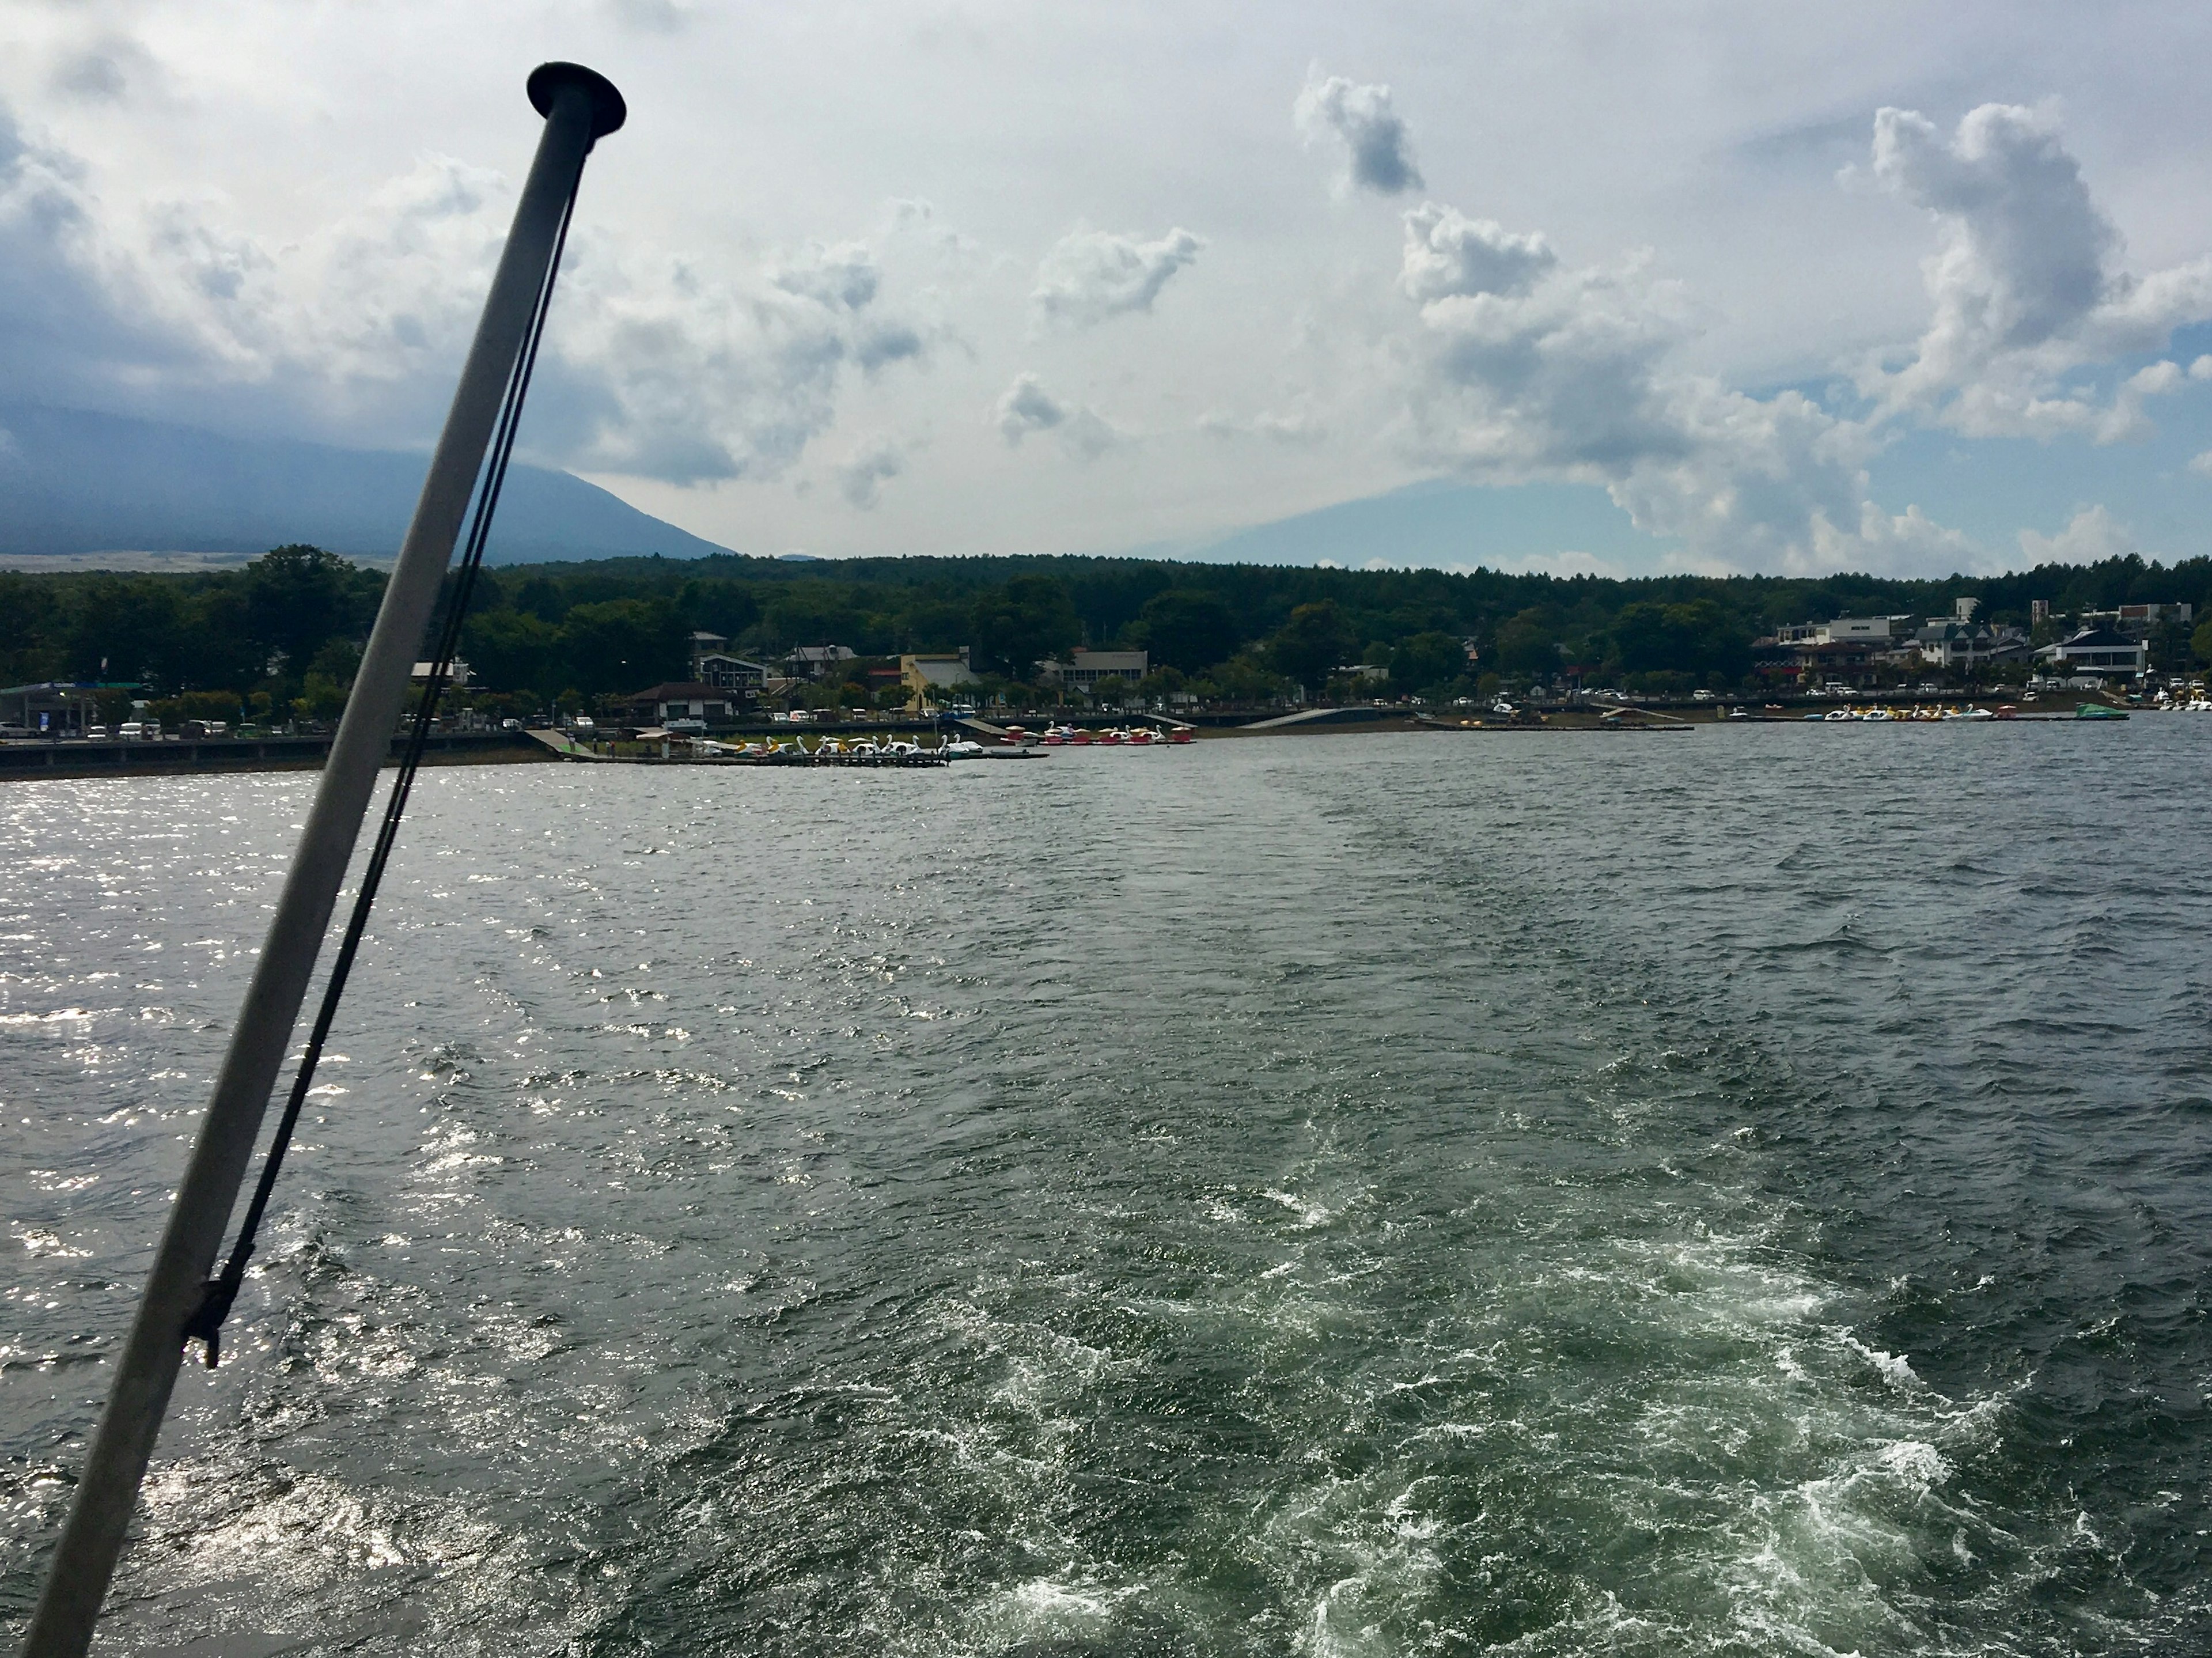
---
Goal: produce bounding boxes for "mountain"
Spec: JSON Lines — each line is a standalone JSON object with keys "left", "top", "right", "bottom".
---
{"left": 0, "top": 403, "right": 735, "bottom": 564}
{"left": 1177, "top": 476, "right": 1675, "bottom": 571}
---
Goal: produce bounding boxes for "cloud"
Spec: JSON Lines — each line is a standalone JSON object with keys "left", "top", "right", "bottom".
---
{"left": 1863, "top": 103, "right": 2212, "bottom": 438}
{"left": 1031, "top": 225, "right": 1203, "bottom": 329}
{"left": 1384, "top": 100, "right": 2212, "bottom": 576}
{"left": 2018, "top": 504, "right": 2147, "bottom": 564}
{"left": 51, "top": 36, "right": 160, "bottom": 103}
{"left": 993, "top": 373, "right": 1118, "bottom": 459}
{"left": 607, "top": 0, "right": 690, "bottom": 29}
{"left": 1199, "top": 403, "right": 1329, "bottom": 444}
{"left": 1396, "top": 197, "right": 1984, "bottom": 575}
{"left": 835, "top": 439, "right": 904, "bottom": 509}
{"left": 0, "top": 102, "right": 930, "bottom": 487}
{"left": 1401, "top": 204, "right": 1556, "bottom": 302}
{"left": 1296, "top": 73, "right": 1423, "bottom": 196}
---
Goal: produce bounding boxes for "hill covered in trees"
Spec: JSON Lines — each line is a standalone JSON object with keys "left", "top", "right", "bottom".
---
{"left": 5, "top": 545, "right": 2209, "bottom": 723}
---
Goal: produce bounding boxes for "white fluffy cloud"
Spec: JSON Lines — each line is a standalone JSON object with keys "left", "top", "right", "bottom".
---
{"left": 1397, "top": 209, "right": 1982, "bottom": 573}
{"left": 0, "top": 99, "right": 929, "bottom": 487}
{"left": 1863, "top": 103, "right": 2212, "bottom": 438}
{"left": 2017, "top": 504, "right": 2148, "bottom": 564}
{"left": 1378, "top": 97, "right": 2212, "bottom": 574}
{"left": 1031, "top": 225, "right": 1204, "bottom": 329}
{"left": 993, "top": 372, "right": 1119, "bottom": 459}
{"left": 1401, "top": 205, "right": 1556, "bottom": 302}
{"left": 1295, "top": 73, "right": 1423, "bottom": 196}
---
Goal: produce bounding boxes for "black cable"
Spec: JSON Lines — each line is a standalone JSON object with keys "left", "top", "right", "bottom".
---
{"left": 183, "top": 175, "right": 581, "bottom": 1368}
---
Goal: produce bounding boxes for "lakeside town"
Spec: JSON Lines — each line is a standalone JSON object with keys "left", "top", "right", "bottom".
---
{"left": 2, "top": 546, "right": 2209, "bottom": 747}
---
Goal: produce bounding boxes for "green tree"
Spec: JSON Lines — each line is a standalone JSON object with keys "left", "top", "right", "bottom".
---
{"left": 243, "top": 545, "right": 378, "bottom": 672}
{"left": 1611, "top": 599, "right": 1749, "bottom": 682}
{"left": 556, "top": 599, "right": 687, "bottom": 695}
{"left": 971, "top": 576, "right": 1080, "bottom": 677}
{"left": 1267, "top": 600, "right": 1353, "bottom": 696}
{"left": 1493, "top": 608, "right": 1561, "bottom": 678}
{"left": 1391, "top": 631, "right": 1467, "bottom": 694}
{"left": 464, "top": 610, "right": 562, "bottom": 698}
{"left": 65, "top": 577, "right": 181, "bottom": 688}
{"left": 1131, "top": 588, "right": 1237, "bottom": 672}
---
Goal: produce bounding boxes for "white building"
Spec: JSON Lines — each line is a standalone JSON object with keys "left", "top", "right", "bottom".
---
{"left": 1774, "top": 615, "right": 1916, "bottom": 646}
{"left": 2037, "top": 628, "right": 2147, "bottom": 677}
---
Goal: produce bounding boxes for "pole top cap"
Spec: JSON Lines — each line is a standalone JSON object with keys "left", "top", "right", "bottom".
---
{"left": 528, "top": 62, "right": 627, "bottom": 142}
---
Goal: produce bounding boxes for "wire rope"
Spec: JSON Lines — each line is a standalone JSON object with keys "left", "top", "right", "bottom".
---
{"left": 182, "top": 175, "right": 581, "bottom": 1367}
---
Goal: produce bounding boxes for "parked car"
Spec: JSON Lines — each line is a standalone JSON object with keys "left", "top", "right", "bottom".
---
{"left": 1692, "top": 690, "right": 1715, "bottom": 701}
{"left": 570, "top": 716, "right": 595, "bottom": 732}
{"left": 500, "top": 718, "right": 522, "bottom": 730}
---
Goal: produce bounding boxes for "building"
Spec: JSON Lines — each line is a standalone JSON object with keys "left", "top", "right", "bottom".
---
{"left": 1912, "top": 620, "right": 2030, "bottom": 672}
{"left": 900, "top": 648, "right": 976, "bottom": 702}
{"left": 2077, "top": 603, "right": 2193, "bottom": 638}
{"left": 411, "top": 658, "right": 472, "bottom": 687}
{"left": 785, "top": 645, "right": 857, "bottom": 680}
{"left": 685, "top": 633, "right": 771, "bottom": 695}
{"left": 1037, "top": 648, "right": 1149, "bottom": 690}
{"left": 1753, "top": 636, "right": 1888, "bottom": 689}
{"left": 2037, "top": 628, "right": 2147, "bottom": 678}
{"left": 1772, "top": 615, "right": 1916, "bottom": 646}
{"left": 626, "top": 682, "right": 740, "bottom": 726}
{"left": 0, "top": 682, "right": 131, "bottom": 736}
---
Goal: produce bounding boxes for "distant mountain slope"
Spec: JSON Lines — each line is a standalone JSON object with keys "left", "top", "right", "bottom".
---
{"left": 1181, "top": 476, "right": 1673, "bottom": 570}
{"left": 0, "top": 403, "right": 735, "bottom": 564}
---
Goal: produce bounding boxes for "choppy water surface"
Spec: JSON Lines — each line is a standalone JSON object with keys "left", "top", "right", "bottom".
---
{"left": 3, "top": 723, "right": 2211, "bottom": 1656}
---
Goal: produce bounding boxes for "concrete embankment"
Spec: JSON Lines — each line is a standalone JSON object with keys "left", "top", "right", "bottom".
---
{"left": 0, "top": 729, "right": 549, "bottom": 782}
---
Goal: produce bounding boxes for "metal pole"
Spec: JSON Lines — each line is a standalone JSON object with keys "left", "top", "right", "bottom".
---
{"left": 18, "top": 63, "right": 624, "bottom": 1658}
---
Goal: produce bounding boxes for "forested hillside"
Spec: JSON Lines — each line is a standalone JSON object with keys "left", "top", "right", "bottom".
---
{"left": 5, "top": 546, "right": 2209, "bottom": 722}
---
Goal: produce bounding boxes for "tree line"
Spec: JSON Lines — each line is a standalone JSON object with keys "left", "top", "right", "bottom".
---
{"left": 5, "top": 544, "right": 2210, "bottom": 722}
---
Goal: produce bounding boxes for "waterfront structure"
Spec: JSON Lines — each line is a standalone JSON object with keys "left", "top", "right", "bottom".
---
{"left": 0, "top": 682, "right": 134, "bottom": 737}
{"left": 410, "top": 658, "right": 472, "bottom": 688}
{"left": 901, "top": 649, "right": 976, "bottom": 701}
{"left": 1772, "top": 615, "right": 1915, "bottom": 646}
{"left": 627, "top": 682, "right": 740, "bottom": 725}
{"left": 1912, "top": 620, "right": 2030, "bottom": 672}
{"left": 688, "top": 634, "right": 772, "bottom": 694}
{"left": 2037, "top": 628, "right": 2147, "bottom": 678}
{"left": 1037, "top": 648, "right": 1148, "bottom": 691}
{"left": 1753, "top": 635, "right": 1888, "bottom": 689}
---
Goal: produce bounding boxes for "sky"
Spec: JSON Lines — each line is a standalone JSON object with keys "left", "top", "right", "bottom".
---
{"left": 6, "top": 0, "right": 2212, "bottom": 578}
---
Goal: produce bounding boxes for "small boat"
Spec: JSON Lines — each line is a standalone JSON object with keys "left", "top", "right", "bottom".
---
{"left": 941, "top": 738, "right": 987, "bottom": 759}
{"left": 2075, "top": 703, "right": 2128, "bottom": 721}
{"left": 1167, "top": 726, "right": 1195, "bottom": 744}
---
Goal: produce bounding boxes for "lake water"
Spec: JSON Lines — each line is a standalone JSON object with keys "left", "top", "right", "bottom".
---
{"left": 3, "top": 722, "right": 2211, "bottom": 1656}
